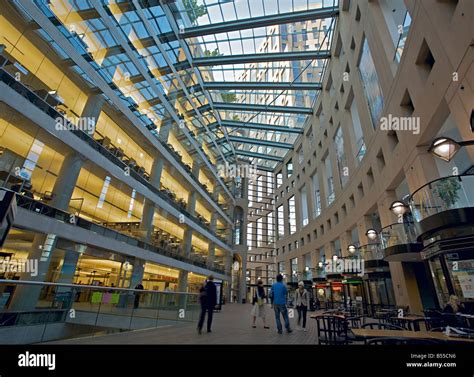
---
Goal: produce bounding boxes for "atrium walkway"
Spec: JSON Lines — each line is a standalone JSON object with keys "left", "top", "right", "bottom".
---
{"left": 47, "top": 304, "right": 320, "bottom": 344}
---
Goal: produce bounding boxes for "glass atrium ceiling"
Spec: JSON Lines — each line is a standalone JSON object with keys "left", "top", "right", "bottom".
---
{"left": 15, "top": 0, "right": 338, "bottom": 173}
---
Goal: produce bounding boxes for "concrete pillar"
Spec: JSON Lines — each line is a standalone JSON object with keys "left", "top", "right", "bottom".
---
{"left": 130, "top": 258, "right": 145, "bottom": 289}
{"left": 207, "top": 243, "right": 215, "bottom": 268}
{"left": 158, "top": 122, "right": 172, "bottom": 143}
{"left": 81, "top": 93, "right": 105, "bottom": 136}
{"left": 178, "top": 270, "right": 188, "bottom": 293}
{"left": 9, "top": 234, "right": 58, "bottom": 310}
{"left": 56, "top": 248, "right": 81, "bottom": 284}
{"left": 182, "top": 225, "right": 193, "bottom": 257}
{"left": 239, "top": 254, "right": 247, "bottom": 303}
{"left": 50, "top": 153, "right": 84, "bottom": 211}
{"left": 207, "top": 211, "right": 218, "bottom": 268}
{"left": 139, "top": 156, "right": 165, "bottom": 241}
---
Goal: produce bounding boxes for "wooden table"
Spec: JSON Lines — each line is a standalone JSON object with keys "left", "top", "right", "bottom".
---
{"left": 392, "top": 315, "right": 425, "bottom": 331}
{"left": 351, "top": 328, "right": 474, "bottom": 343}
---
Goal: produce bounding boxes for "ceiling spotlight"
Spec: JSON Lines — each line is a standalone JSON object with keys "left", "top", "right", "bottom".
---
{"left": 347, "top": 244, "right": 357, "bottom": 254}
{"left": 389, "top": 200, "right": 410, "bottom": 216}
{"left": 366, "top": 229, "right": 378, "bottom": 241}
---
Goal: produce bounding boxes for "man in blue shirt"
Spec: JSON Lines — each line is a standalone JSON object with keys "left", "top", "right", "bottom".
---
{"left": 270, "top": 274, "right": 292, "bottom": 334}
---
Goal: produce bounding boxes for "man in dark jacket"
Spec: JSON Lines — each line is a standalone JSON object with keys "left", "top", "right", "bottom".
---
{"left": 197, "top": 275, "right": 217, "bottom": 334}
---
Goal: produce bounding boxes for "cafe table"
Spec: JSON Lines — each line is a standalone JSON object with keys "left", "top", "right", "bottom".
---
{"left": 351, "top": 328, "right": 474, "bottom": 343}
{"left": 390, "top": 315, "right": 426, "bottom": 331}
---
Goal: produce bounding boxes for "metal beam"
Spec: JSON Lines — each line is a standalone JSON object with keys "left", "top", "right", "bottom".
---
{"left": 216, "top": 120, "right": 304, "bottom": 134}
{"left": 213, "top": 102, "right": 312, "bottom": 115}
{"left": 257, "top": 165, "right": 276, "bottom": 173}
{"left": 180, "top": 6, "right": 339, "bottom": 38}
{"left": 203, "top": 82, "right": 322, "bottom": 91}
{"left": 234, "top": 150, "right": 283, "bottom": 162}
{"left": 193, "top": 50, "right": 330, "bottom": 66}
{"left": 226, "top": 136, "right": 293, "bottom": 149}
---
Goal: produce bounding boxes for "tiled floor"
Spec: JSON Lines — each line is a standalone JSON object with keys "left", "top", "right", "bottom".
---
{"left": 48, "top": 304, "right": 326, "bottom": 345}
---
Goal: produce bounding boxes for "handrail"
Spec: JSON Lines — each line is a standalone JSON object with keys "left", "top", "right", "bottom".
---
{"left": 0, "top": 279, "right": 198, "bottom": 296}
{"left": 380, "top": 222, "right": 415, "bottom": 232}
{"left": 0, "top": 66, "right": 230, "bottom": 246}
{"left": 408, "top": 174, "right": 473, "bottom": 202}
{"left": 11, "top": 191, "right": 226, "bottom": 274}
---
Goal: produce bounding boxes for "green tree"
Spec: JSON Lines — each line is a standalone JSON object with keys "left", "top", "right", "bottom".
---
{"left": 184, "top": 0, "right": 207, "bottom": 25}
{"left": 433, "top": 178, "right": 461, "bottom": 208}
{"left": 204, "top": 48, "right": 222, "bottom": 57}
{"left": 220, "top": 92, "right": 236, "bottom": 103}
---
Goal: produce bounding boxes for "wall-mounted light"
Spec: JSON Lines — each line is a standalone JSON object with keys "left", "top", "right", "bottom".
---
{"left": 347, "top": 244, "right": 357, "bottom": 254}
{"left": 366, "top": 229, "right": 378, "bottom": 241}
{"left": 318, "top": 261, "right": 323, "bottom": 269}
{"left": 389, "top": 200, "right": 410, "bottom": 216}
{"left": 332, "top": 255, "right": 338, "bottom": 262}
{"left": 305, "top": 266, "right": 310, "bottom": 272}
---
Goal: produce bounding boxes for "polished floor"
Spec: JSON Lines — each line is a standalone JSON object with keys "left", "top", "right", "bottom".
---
{"left": 46, "top": 303, "right": 322, "bottom": 344}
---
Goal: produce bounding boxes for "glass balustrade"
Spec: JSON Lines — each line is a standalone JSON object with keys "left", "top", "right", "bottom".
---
{"left": 379, "top": 222, "right": 418, "bottom": 249}
{"left": 359, "top": 243, "right": 384, "bottom": 261}
{"left": 12, "top": 192, "right": 225, "bottom": 274}
{"left": 0, "top": 279, "right": 199, "bottom": 341}
{"left": 408, "top": 174, "right": 474, "bottom": 222}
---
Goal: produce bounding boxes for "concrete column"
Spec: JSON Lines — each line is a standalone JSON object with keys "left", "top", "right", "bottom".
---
{"left": 239, "top": 254, "right": 247, "bottom": 303}
{"left": 130, "top": 258, "right": 145, "bottom": 289}
{"left": 81, "top": 93, "right": 105, "bottom": 136}
{"left": 182, "top": 225, "right": 193, "bottom": 257}
{"left": 50, "top": 153, "right": 84, "bottom": 211}
{"left": 139, "top": 156, "right": 165, "bottom": 241}
{"left": 207, "top": 243, "right": 215, "bottom": 268}
{"left": 56, "top": 249, "right": 81, "bottom": 284}
{"left": 186, "top": 162, "right": 200, "bottom": 217}
{"left": 9, "top": 234, "right": 59, "bottom": 310}
{"left": 178, "top": 270, "right": 188, "bottom": 293}
{"left": 158, "top": 122, "right": 172, "bottom": 143}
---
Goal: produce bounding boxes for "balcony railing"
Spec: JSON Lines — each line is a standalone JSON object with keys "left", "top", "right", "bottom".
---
{"left": 13, "top": 193, "right": 226, "bottom": 275}
{"left": 0, "top": 65, "right": 229, "bottom": 245}
{"left": 359, "top": 243, "right": 384, "bottom": 261}
{"left": 380, "top": 222, "right": 418, "bottom": 249}
{"left": 408, "top": 174, "right": 474, "bottom": 222}
{"left": 0, "top": 280, "right": 200, "bottom": 342}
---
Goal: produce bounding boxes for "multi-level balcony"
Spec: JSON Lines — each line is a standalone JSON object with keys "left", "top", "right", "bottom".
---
{"left": 0, "top": 59, "right": 230, "bottom": 246}
{"left": 379, "top": 222, "right": 423, "bottom": 262}
{"left": 14, "top": 193, "right": 226, "bottom": 275}
{"left": 408, "top": 174, "right": 474, "bottom": 241}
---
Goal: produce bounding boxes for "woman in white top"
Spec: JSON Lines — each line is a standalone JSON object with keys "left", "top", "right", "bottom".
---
{"left": 251, "top": 280, "right": 269, "bottom": 329}
{"left": 295, "top": 281, "right": 310, "bottom": 331}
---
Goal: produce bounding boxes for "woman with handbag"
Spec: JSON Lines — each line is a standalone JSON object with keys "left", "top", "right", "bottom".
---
{"left": 251, "top": 280, "right": 269, "bottom": 329}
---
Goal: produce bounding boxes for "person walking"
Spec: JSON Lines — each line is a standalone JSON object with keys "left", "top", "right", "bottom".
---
{"left": 133, "top": 282, "right": 144, "bottom": 309}
{"left": 197, "top": 275, "right": 217, "bottom": 334}
{"left": 295, "top": 281, "right": 310, "bottom": 331}
{"left": 269, "top": 274, "right": 292, "bottom": 334}
{"left": 251, "top": 280, "right": 269, "bottom": 329}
